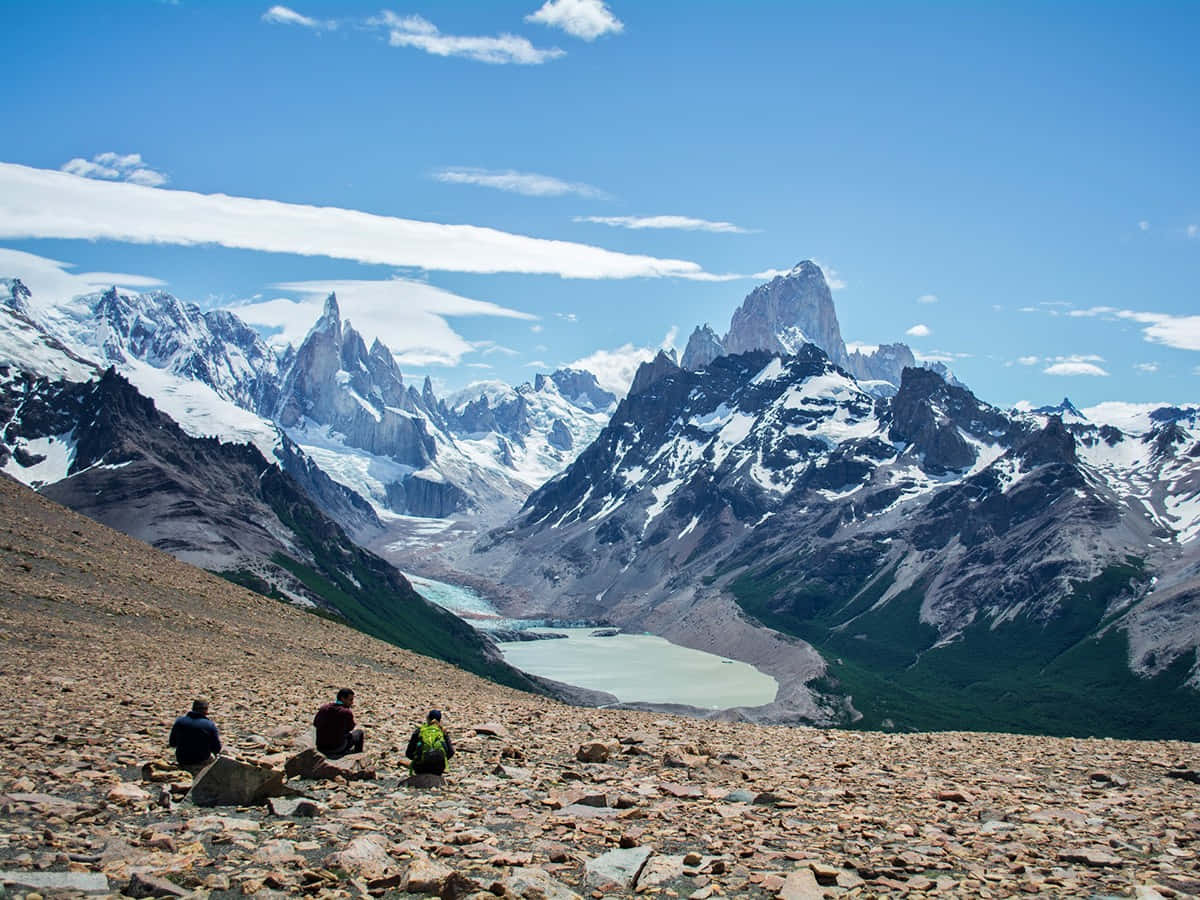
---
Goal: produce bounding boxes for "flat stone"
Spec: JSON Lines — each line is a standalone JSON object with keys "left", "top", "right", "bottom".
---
{"left": 473, "top": 722, "right": 510, "bottom": 738}
{"left": 636, "top": 854, "right": 685, "bottom": 889}
{"left": 585, "top": 846, "right": 652, "bottom": 890}
{"left": 778, "top": 868, "right": 823, "bottom": 899}
{"left": 1058, "top": 847, "right": 1124, "bottom": 867}
{"left": 0, "top": 870, "right": 109, "bottom": 893}
{"left": 403, "top": 855, "right": 454, "bottom": 893}
{"left": 268, "top": 795, "right": 321, "bottom": 817}
{"left": 106, "top": 781, "right": 151, "bottom": 804}
{"left": 123, "top": 871, "right": 190, "bottom": 897}
{"left": 325, "top": 833, "right": 394, "bottom": 879}
{"left": 576, "top": 742, "right": 610, "bottom": 763}
{"left": 502, "top": 866, "right": 584, "bottom": 900}
{"left": 402, "top": 772, "right": 446, "bottom": 789}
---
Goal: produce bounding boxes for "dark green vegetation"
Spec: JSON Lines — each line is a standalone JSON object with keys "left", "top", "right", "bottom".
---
{"left": 250, "top": 466, "right": 540, "bottom": 693}
{"left": 733, "top": 560, "right": 1200, "bottom": 740}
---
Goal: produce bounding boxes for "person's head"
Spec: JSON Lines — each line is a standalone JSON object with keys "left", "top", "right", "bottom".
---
{"left": 427, "top": 709, "right": 442, "bottom": 723}
{"left": 191, "top": 697, "right": 210, "bottom": 715}
{"left": 336, "top": 688, "right": 355, "bottom": 706}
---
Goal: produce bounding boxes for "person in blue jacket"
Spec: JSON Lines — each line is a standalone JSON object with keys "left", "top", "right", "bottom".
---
{"left": 169, "top": 697, "right": 221, "bottom": 771}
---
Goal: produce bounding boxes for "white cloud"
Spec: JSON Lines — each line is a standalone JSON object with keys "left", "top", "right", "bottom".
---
{"left": 914, "top": 349, "right": 971, "bottom": 364}
{"left": 0, "top": 248, "right": 165, "bottom": 311}
{"left": 262, "top": 5, "right": 334, "bottom": 29}
{"left": 228, "top": 277, "right": 536, "bottom": 368}
{"left": 525, "top": 0, "right": 623, "bottom": 40}
{"left": 565, "top": 328, "right": 678, "bottom": 397}
{"left": 812, "top": 260, "right": 845, "bottom": 290}
{"left": 530, "top": 323, "right": 544, "bottom": 333}
{"left": 1043, "top": 354, "right": 1109, "bottom": 377}
{"left": 1063, "top": 305, "right": 1200, "bottom": 352}
{"left": 371, "top": 11, "right": 564, "bottom": 64}
{"left": 524, "top": 359, "right": 548, "bottom": 368}
{"left": 1017, "top": 355, "right": 1040, "bottom": 366}
{"left": 555, "top": 312, "right": 578, "bottom": 322}
{"left": 61, "top": 152, "right": 167, "bottom": 187}
{"left": 574, "top": 214, "right": 752, "bottom": 233}
{"left": 1188, "top": 224, "right": 1199, "bottom": 239}
{"left": 1138, "top": 220, "right": 1150, "bottom": 231}
{"left": 435, "top": 168, "right": 604, "bottom": 198}
{"left": 905, "top": 324, "right": 931, "bottom": 337}
{"left": 1134, "top": 362, "right": 1159, "bottom": 373}
{"left": 917, "top": 293, "right": 938, "bottom": 304}
{"left": 0, "top": 162, "right": 716, "bottom": 280}
{"left": 1081, "top": 401, "right": 1172, "bottom": 432}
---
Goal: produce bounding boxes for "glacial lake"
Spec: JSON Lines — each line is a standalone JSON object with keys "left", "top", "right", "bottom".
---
{"left": 406, "top": 574, "right": 778, "bottom": 710}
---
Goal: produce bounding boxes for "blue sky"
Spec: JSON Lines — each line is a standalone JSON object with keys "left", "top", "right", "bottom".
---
{"left": 1, "top": 0, "right": 1197, "bottom": 407}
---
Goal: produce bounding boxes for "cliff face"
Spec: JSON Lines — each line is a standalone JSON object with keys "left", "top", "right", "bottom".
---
{"left": 724, "top": 261, "right": 850, "bottom": 369}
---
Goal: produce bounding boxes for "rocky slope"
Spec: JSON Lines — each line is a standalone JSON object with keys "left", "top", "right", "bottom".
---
{"left": 0, "top": 321, "right": 533, "bottom": 689}
{"left": 2, "top": 474, "right": 1199, "bottom": 899}
{"left": 468, "top": 347, "right": 1200, "bottom": 738}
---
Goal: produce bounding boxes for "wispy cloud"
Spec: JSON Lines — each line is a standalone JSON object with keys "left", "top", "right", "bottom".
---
{"left": 229, "top": 278, "right": 536, "bottom": 368}
{"left": 261, "top": 5, "right": 334, "bottom": 29}
{"left": 371, "top": 11, "right": 563, "bottom": 64}
{"left": 0, "top": 248, "right": 165, "bottom": 311}
{"left": 1188, "top": 224, "right": 1199, "bottom": 239}
{"left": 1017, "top": 355, "right": 1040, "bottom": 366}
{"left": 574, "top": 214, "right": 753, "bottom": 234}
{"left": 435, "top": 167, "right": 604, "bottom": 198}
{"left": 1134, "top": 362, "right": 1159, "bottom": 373}
{"left": 917, "top": 293, "right": 938, "bottom": 304}
{"left": 526, "top": 0, "right": 624, "bottom": 40}
{"left": 0, "top": 162, "right": 715, "bottom": 280}
{"left": 751, "top": 260, "right": 846, "bottom": 290}
{"left": 555, "top": 312, "right": 578, "bottom": 322}
{"left": 905, "top": 324, "right": 931, "bottom": 337}
{"left": 1138, "top": 220, "right": 1151, "bottom": 231}
{"left": 914, "top": 349, "right": 970, "bottom": 364}
{"left": 1064, "top": 305, "right": 1200, "bottom": 352}
{"left": 566, "top": 328, "right": 678, "bottom": 396}
{"left": 61, "top": 152, "right": 167, "bottom": 187}
{"left": 1043, "top": 354, "right": 1109, "bottom": 377}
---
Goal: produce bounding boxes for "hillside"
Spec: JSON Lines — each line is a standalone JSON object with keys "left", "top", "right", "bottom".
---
{"left": 1, "top": 475, "right": 1198, "bottom": 898}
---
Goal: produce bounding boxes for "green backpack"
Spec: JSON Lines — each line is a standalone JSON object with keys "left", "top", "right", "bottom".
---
{"left": 416, "top": 722, "right": 447, "bottom": 767}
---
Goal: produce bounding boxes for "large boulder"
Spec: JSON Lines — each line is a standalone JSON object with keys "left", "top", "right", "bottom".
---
{"left": 284, "top": 747, "right": 376, "bottom": 781}
{"left": 186, "top": 757, "right": 291, "bottom": 807}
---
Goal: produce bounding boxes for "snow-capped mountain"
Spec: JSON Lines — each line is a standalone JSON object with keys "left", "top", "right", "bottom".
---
{"left": 680, "top": 260, "right": 945, "bottom": 391}
{"left": 469, "top": 345, "right": 1200, "bottom": 736}
{"left": 3, "top": 279, "right": 614, "bottom": 522}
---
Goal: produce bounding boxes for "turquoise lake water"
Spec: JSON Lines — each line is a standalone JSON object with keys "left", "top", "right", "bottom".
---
{"left": 407, "top": 574, "right": 778, "bottom": 710}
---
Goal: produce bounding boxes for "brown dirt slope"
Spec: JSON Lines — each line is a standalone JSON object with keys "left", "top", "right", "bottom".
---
{"left": 1, "top": 473, "right": 1198, "bottom": 898}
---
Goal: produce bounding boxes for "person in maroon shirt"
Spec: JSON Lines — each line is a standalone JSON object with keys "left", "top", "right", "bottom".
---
{"left": 313, "top": 688, "right": 364, "bottom": 758}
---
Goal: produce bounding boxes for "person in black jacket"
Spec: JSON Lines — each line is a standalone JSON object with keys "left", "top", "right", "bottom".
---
{"left": 169, "top": 698, "right": 221, "bottom": 772}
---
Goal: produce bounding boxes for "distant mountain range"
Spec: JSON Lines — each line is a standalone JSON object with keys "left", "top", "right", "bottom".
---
{"left": 466, "top": 265, "right": 1200, "bottom": 738}
{"left": 4, "top": 263, "right": 1199, "bottom": 738}
{"left": 1, "top": 278, "right": 612, "bottom": 520}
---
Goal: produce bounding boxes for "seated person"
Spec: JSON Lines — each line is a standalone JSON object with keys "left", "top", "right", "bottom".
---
{"left": 405, "top": 709, "right": 454, "bottom": 775}
{"left": 169, "top": 697, "right": 221, "bottom": 771}
{"left": 313, "top": 688, "right": 364, "bottom": 758}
